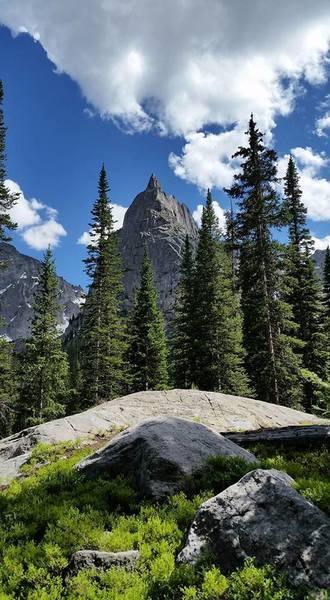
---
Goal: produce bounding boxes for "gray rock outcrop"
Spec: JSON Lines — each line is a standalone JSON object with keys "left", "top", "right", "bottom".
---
{"left": 77, "top": 417, "right": 257, "bottom": 499}
{"left": 118, "top": 174, "right": 198, "bottom": 323}
{"left": 178, "top": 469, "right": 330, "bottom": 591}
{"left": 66, "top": 550, "right": 140, "bottom": 577}
{"left": 0, "top": 242, "right": 83, "bottom": 341}
{"left": 0, "top": 390, "right": 326, "bottom": 483}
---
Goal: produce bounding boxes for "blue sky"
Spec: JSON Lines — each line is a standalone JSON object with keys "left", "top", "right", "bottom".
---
{"left": 0, "top": 1, "right": 330, "bottom": 288}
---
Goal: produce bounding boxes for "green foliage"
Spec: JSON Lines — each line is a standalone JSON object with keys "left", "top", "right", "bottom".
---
{"left": 172, "top": 235, "right": 195, "bottom": 388}
{"left": 0, "top": 333, "right": 18, "bottom": 437}
{"left": 0, "top": 440, "right": 327, "bottom": 598}
{"left": 127, "top": 248, "right": 168, "bottom": 391}
{"left": 0, "top": 79, "right": 18, "bottom": 245}
{"left": 17, "top": 247, "right": 69, "bottom": 428}
{"left": 283, "top": 156, "right": 328, "bottom": 411}
{"left": 192, "top": 190, "right": 251, "bottom": 395}
{"left": 80, "top": 165, "right": 127, "bottom": 407}
{"left": 225, "top": 116, "right": 302, "bottom": 407}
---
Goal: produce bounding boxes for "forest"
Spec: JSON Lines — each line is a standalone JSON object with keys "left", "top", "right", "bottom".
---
{"left": 0, "top": 80, "right": 330, "bottom": 437}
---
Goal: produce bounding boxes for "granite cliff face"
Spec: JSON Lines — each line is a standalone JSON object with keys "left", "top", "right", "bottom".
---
{"left": 0, "top": 242, "right": 83, "bottom": 341}
{"left": 0, "top": 176, "right": 198, "bottom": 340}
{"left": 118, "top": 175, "right": 198, "bottom": 322}
{"left": 313, "top": 248, "right": 327, "bottom": 275}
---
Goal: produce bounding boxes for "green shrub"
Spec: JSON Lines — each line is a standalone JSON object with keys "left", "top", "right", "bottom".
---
{"left": 0, "top": 441, "right": 328, "bottom": 598}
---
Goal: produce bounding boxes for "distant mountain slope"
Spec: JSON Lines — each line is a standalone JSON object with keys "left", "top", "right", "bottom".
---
{"left": 0, "top": 242, "right": 83, "bottom": 341}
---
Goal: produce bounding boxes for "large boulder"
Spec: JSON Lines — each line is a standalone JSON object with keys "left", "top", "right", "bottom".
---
{"left": 65, "top": 550, "right": 140, "bottom": 578}
{"left": 0, "top": 389, "right": 326, "bottom": 483}
{"left": 178, "top": 469, "right": 330, "bottom": 592}
{"left": 76, "top": 417, "right": 257, "bottom": 499}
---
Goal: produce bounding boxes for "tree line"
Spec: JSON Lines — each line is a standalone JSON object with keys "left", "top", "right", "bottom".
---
{"left": 0, "top": 82, "right": 329, "bottom": 435}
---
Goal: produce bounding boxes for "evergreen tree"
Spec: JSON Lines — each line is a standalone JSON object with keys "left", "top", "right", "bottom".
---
{"left": 324, "top": 247, "right": 330, "bottom": 320}
{"left": 0, "top": 335, "right": 18, "bottom": 437}
{"left": 226, "top": 116, "right": 302, "bottom": 407}
{"left": 128, "top": 248, "right": 168, "bottom": 391}
{"left": 0, "top": 80, "right": 19, "bottom": 433}
{"left": 283, "top": 156, "right": 328, "bottom": 411}
{"left": 172, "top": 235, "right": 195, "bottom": 388}
{"left": 193, "top": 190, "right": 251, "bottom": 395}
{"left": 18, "top": 247, "right": 69, "bottom": 428}
{"left": 80, "top": 166, "right": 127, "bottom": 406}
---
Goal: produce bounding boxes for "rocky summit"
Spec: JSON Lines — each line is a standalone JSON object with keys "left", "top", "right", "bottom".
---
{"left": 0, "top": 242, "right": 84, "bottom": 341}
{"left": 118, "top": 174, "right": 198, "bottom": 322}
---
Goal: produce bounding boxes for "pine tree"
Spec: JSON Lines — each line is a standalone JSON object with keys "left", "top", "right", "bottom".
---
{"left": 193, "top": 190, "right": 251, "bottom": 395}
{"left": 283, "top": 156, "right": 328, "bottom": 411}
{"left": 0, "top": 336, "right": 18, "bottom": 437}
{"left": 0, "top": 80, "right": 19, "bottom": 433}
{"left": 172, "top": 235, "right": 195, "bottom": 388}
{"left": 226, "top": 116, "right": 302, "bottom": 407}
{"left": 0, "top": 80, "right": 17, "bottom": 246}
{"left": 18, "top": 247, "right": 69, "bottom": 428}
{"left": 80, "top": 166, "right": 127, "bottom": 406}
{"left": 128, "top": 248, "right": 168, "bottom": 391}
{"left": 324, "top": 247, "right": 330, "bottom": 320}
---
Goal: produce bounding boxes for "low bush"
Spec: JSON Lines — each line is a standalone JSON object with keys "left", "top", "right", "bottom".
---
{"left": 0, "top": 441, "right": 328, "bottom": 598}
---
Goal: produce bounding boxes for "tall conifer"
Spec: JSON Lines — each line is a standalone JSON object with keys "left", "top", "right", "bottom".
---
{"left": 226, "top": 116, "right": 302, "bottom": 406}
{"left": 127, "top": 248, "right": 168, "bottom": 391}
{"left": 18, "top": 248, "right": 69, "bottom": 427}
{"left": 0, "top": 80, "right": 18, "bottom": 433}
{"left": 80, "top": 166, "right": 127, "bottom": 406}
{"left": 283, "top": 156, "right": 328, "bottom": 410}
{"left": 0, "top": 80, "right": 17, "bottom": 245}
{"left": 193, "top": 191, "right": 251, "bottom": 395}
{"left": 172, "top": 235, "right": 195, "bottom": 388}
{"left": 324, "top": 247, "right": 330, "bottom": 320}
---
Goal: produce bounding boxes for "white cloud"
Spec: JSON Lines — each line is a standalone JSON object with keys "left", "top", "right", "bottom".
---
{"left": 312, "top": 235, "right": 330, "bottom": 250}
{"left": 193, "top": 199, "right": 227, "bottom": 231}
{"left": 278, "top": 147, "right": 330, "bottom": 221}
{"left": 1, "top": 1, "right": 330, "bottom": 136}
{"left": 22, "top": 219, "right": 67, "bottom": 250}
{"left": 4, "top": 179, "right": 67, "bottom": 250}
{"left": 315, "top": 112, "right": 330, "bottom": 136}
{"left": 169, "top": 127, "right": 245, "bottom": 190}
{"left": 5, "top": 179, "right": 42, "bottom": 228}
{"left": 77, "top": 202, "right": 127, "bottom": 245}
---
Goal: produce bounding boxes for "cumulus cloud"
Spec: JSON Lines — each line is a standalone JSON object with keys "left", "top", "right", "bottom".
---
{"left": 5, "top": 179, "right": 67, "bottom": 250}
{"left": 278, "top": 147, "right": 330, "bottom": 221}
{"left": 77, "top": 202, "right": 127, "bottom": 245}
{"left": 22, "top": 219, "right": 67, "bottom": 250}
{"left": 5, "top": 179, "right": 42, "bottom": 228}
{"left": 1, "top": 1, "right": 330, "bottom": 136}
{"left": 312, "top": 235, "right": 330, "bottom": 249}
{"left": 193, "top": 200, "right": 227, "bottom": 231}
{"left": 315, "top": 112, "right": 330, "bottom": 136}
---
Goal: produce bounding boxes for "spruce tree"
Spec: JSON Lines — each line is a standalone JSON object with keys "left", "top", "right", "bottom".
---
{"left": 0, "top": 80, "right": 17, "bottom": 245}
{"left": 128, "top": 248, "right": 168, "bottom": 391}
{"left": 0, "top": 80, "right": 18, "bottom": 433}
{"left": 324, "top": 247, "right": 330, "bottom": 320}
{"left": 172, "top": 235, "right": 195, "bottom": 388}
{"left": 283, "top": 156, "right": 328, "bottom": 411}
{"left": 193, "top": 190, "right": 251, "bottom": 395}
{"left": 80, "top": 166, "right": 127, "bottom": 406}
{"left": 226, "top": 116, "right": 302, "bottom": 407}
{"left": 18, "top": 247, "right": 69, "bottom": 427}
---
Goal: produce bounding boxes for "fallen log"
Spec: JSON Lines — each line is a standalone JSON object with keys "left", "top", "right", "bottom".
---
{"left": 223, "top": 424, "right": 330, "bottom": 447}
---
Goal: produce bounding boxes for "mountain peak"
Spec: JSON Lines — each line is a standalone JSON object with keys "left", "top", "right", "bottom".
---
{"left": 146, "top": 173, "right": 161, "bottom": 191}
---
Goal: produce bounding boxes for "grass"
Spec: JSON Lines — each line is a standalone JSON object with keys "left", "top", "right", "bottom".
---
{"left": 0, "top": 440, "right": 328, "bottom": 598}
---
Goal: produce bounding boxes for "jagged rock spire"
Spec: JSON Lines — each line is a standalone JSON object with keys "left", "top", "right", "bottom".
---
{"left": 147, "top": 174, "right": 161, "bottom": 191}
